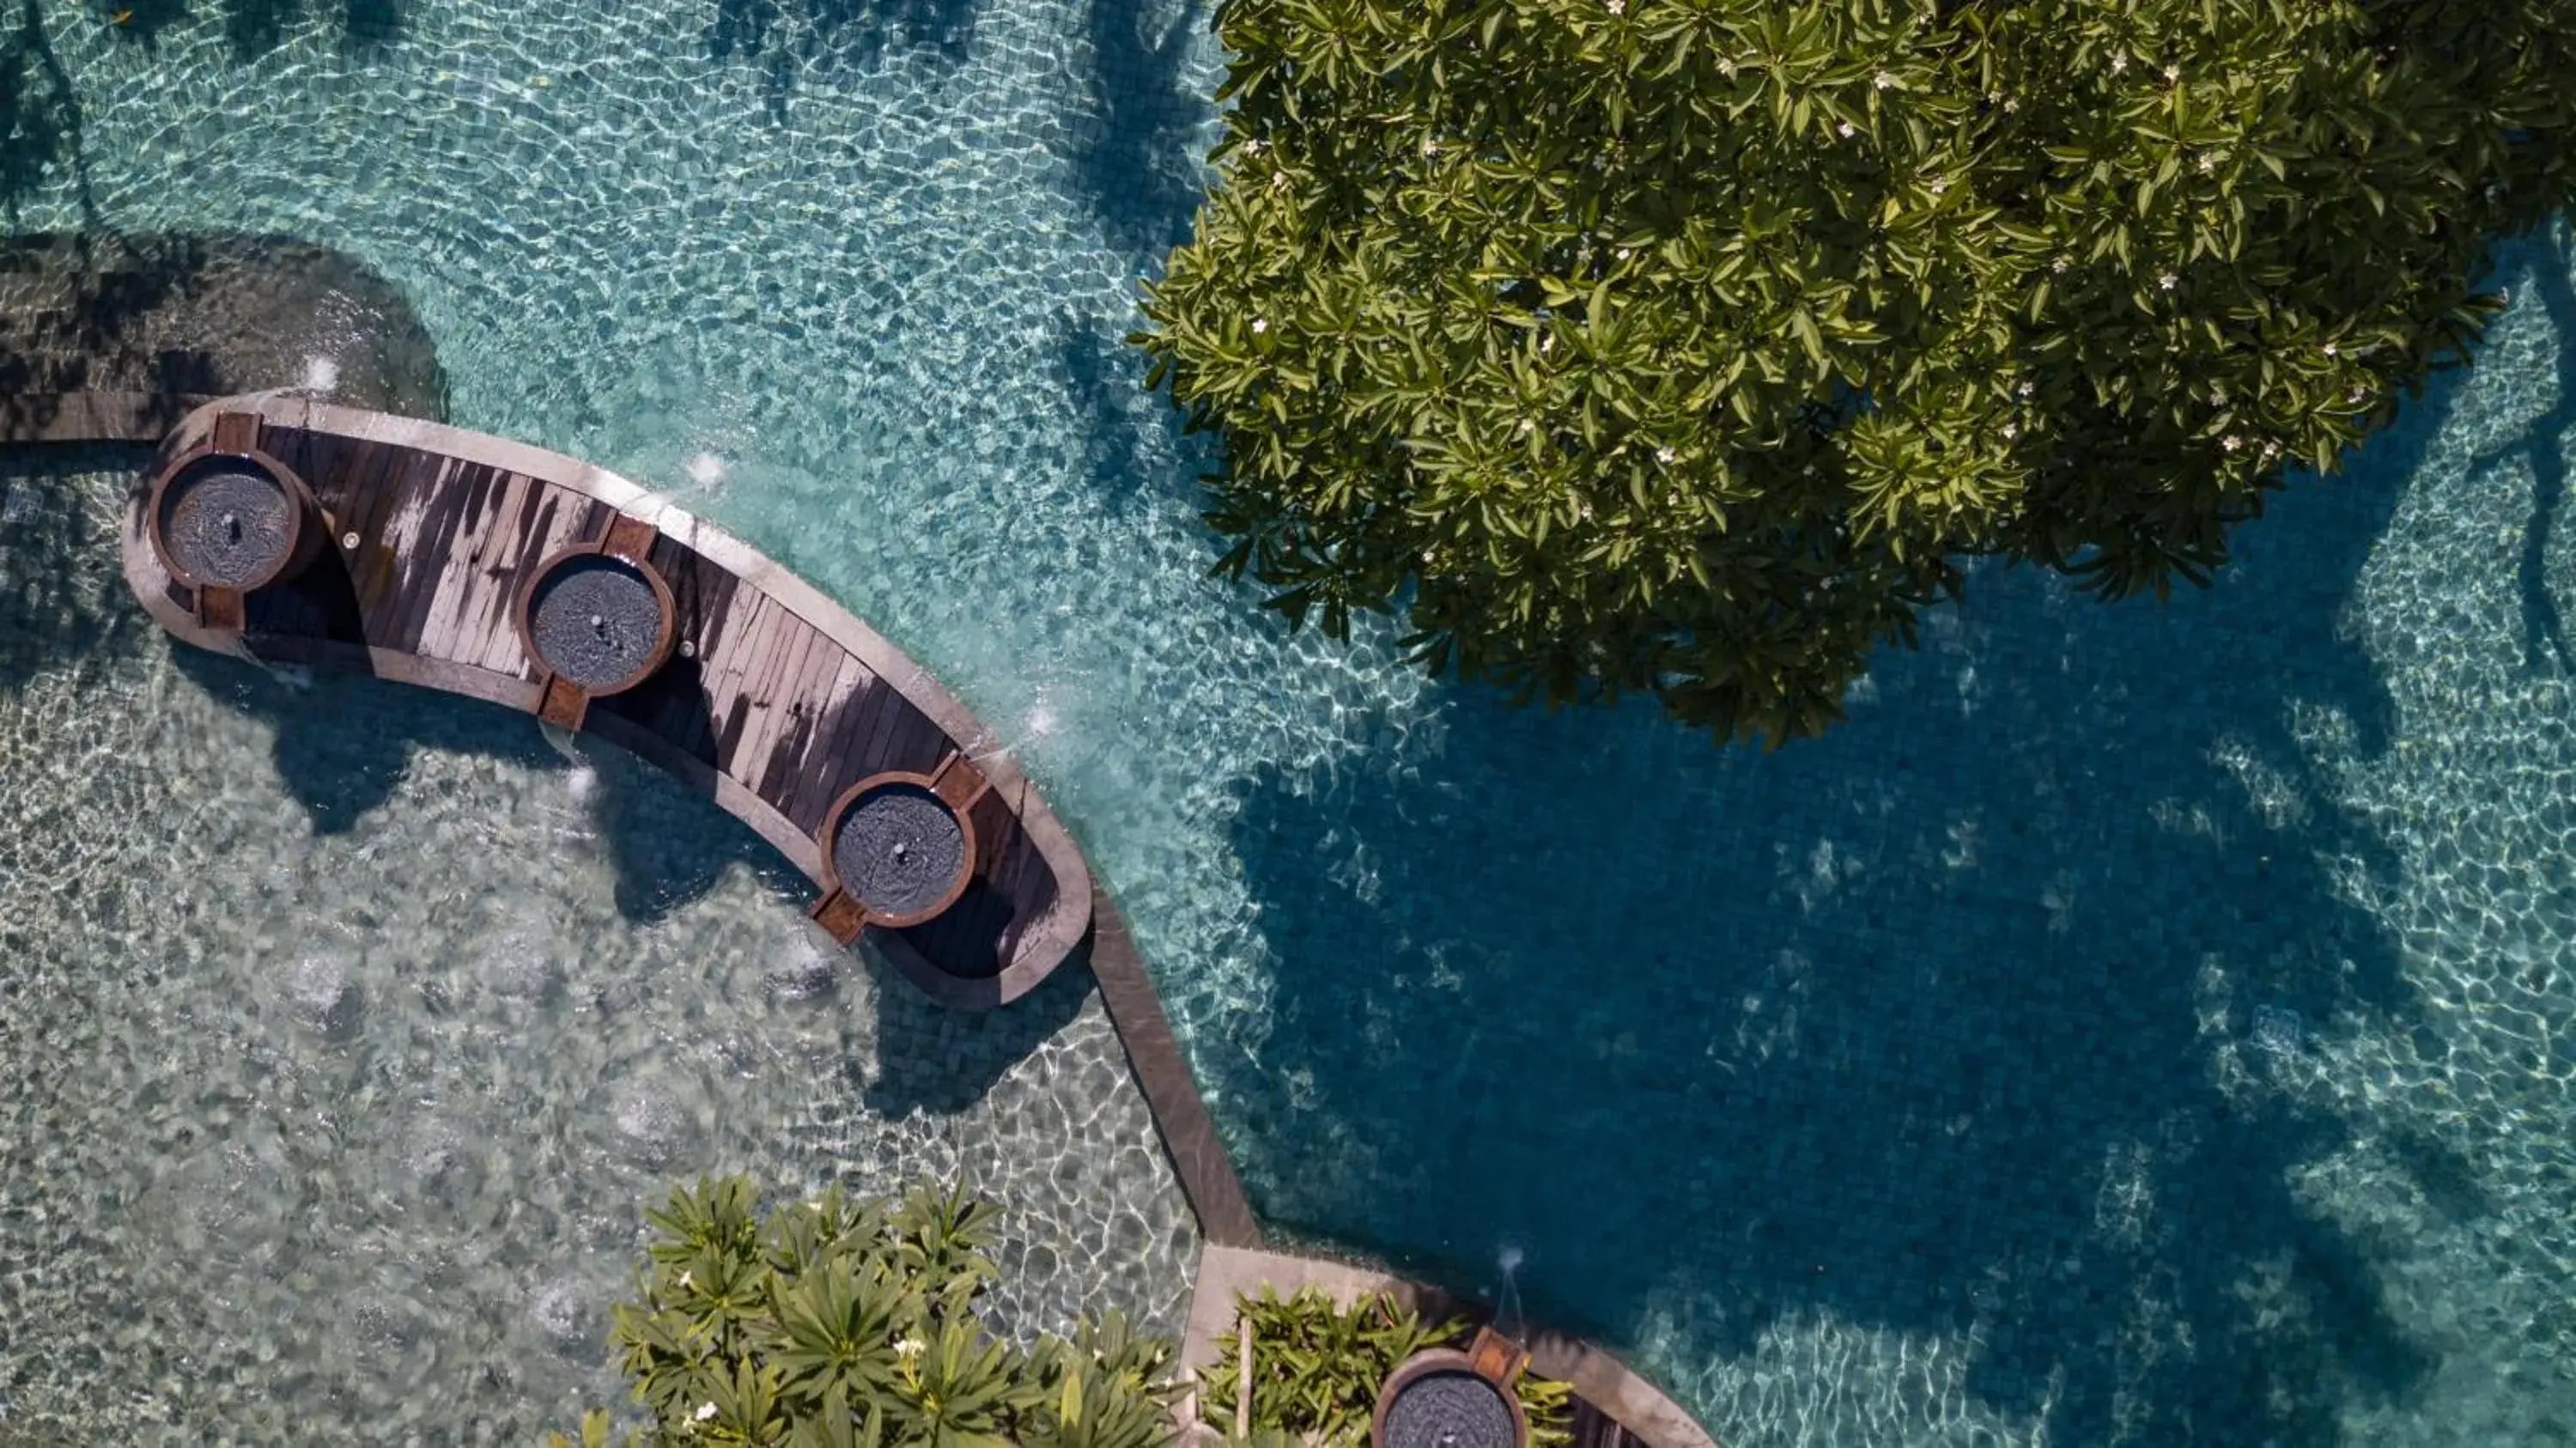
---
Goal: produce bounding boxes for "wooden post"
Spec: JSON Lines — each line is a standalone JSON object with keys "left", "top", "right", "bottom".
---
{"left": 1235, "top": 1311, "right": 1254, "bottom": 1441}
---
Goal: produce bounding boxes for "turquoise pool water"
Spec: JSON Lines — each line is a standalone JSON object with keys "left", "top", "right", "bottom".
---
{"left": 5, "top": 2, "right": 2576, "bottom": 1444}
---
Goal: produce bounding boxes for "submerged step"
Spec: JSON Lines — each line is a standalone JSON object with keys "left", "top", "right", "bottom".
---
{"left": 0, "top": 234, "right": 446, "bottom": 442}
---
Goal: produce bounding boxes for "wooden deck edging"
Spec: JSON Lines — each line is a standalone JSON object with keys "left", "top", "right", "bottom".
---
{"left": 118, "top": 393, "right": 1089, "bottom": 1008}
{"left": 1086, "top": 884, "right": 1263, "bottom": 1250}
{"left": 1182, "top": 1244, "right": 1720, "bottom": 1448}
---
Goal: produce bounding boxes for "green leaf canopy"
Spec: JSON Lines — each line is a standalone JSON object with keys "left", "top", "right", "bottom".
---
{"left": 1136, "top": 0, "right": 2576, "bottom": 741}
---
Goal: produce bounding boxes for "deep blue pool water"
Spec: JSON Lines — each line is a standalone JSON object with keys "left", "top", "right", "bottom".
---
{"left": 3, "top": 2, "right": 2576, "bottom": 1443}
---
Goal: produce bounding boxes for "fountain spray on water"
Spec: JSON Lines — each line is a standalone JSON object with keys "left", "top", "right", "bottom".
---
{"left": 1494, "top": 1244, "right": 1528, "bottom": 1343}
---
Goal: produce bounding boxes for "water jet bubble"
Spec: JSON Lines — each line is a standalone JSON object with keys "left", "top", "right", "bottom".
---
{"left": 285, "top": 953, "right": 365, "bottom": 1039}
{"left": 528, "top": 1280, "right": 590, "bottom": 1344}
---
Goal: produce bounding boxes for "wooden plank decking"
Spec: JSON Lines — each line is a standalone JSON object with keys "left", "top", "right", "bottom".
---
{"left": 118, "top": 394, "right": 1090, "bottom": 1008}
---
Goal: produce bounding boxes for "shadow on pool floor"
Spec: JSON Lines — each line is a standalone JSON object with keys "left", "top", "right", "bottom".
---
{"left": 1200, "top": 242, "right": 2576, "bottom": 1448}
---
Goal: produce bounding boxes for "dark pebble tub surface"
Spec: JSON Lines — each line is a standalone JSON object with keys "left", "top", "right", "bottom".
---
{"left": 833, "top": 783, "right": 967, "bottom": 918}
{"left": 1382, "top": 1372, "right": 1519, "bottom": 1448}
{"left": 162, "top": 466, "right": 294, "bottom": 586}
{"left": 528, "top": 557, "right": 666, "bottom": 689}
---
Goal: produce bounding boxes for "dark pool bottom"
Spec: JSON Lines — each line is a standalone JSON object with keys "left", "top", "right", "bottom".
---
{"left": 528, "top": 557, "right": 664, "bottom": 688}
{"left": 832, "top": 782, "right": 966, "bottom": 918}
{"left": 1382, "top": 1370, "right": 1517, "bottom": 1448}
{"left": 163, "top": 468, "right": 292, "bottom": 586}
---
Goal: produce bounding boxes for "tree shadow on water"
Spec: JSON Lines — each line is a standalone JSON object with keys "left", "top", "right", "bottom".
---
{"left": 860, "top": 949, "right": 1088, "bottom": 1116}
{"left": 1202, "top": 319, "right": 2508, "bottom": 1442}
{"left": 0, "top": 0, "right": 94, "bottom": 227}
{"left": 708, "top": 0, "right": 981, "bottom": 121}
{"left": 0, "top": 447, "right": 150, "bottom": 696}
{"left": 1070, "top": 0, "right": 1210, "bottom": 263}
{"left": 2488, "top": 227, "right": 2576, "bottom": 676}
{"left": 1053, "top": 307, "right": 1204, "bottom": 517}
{"left": 94, "top": 0, "right": 405, "bottom": 58}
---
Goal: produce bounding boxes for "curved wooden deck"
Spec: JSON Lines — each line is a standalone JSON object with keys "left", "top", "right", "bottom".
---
{"left": 118, "top": 393, "right": 1089, "bottom": 1009}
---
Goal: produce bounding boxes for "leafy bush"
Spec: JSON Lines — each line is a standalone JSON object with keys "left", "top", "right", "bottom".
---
{"left": 1137, "top": 0, "right": 2576, "bottom": 741}
{"left": 1196, "top": 1287, "right": 1571, "bottom": 1448}
{"left": 545, "top": 1176, "right": 1181, "bottom": 1448}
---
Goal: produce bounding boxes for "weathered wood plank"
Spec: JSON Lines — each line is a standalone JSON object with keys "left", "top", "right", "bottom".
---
{"left": 394, "top": 462, "right": 498, "bottom": 654}
{"left": 734, "top": 618, "right": 825, "bottom": 795}
{"left": 353, "top": 449, "right": 457, "bottom": 638}
{"left": 699, "top": 593, "right": 780, "bottom": 766}
{"left": 781, "top": 653, "right": 872, "bottom": 831}
{"left": 414, "top": 465, "right": 513, "bottom": 661}
{"left": 841, "top": 668, "right": 913, "bottom": 782}
{"left": 322, "top": 441, "right": 412, "bottom": 625}
{"left": 474, "top": 476, "right": 563, "bottom": 676}
{"left": 717, "top": 605, "right": 805, "bottom": 775}
{"left": 422, "top": 469, "right": 534, "bottom": 665}
{"left": 383, "top": 453, "right": 476, "bottom": 652}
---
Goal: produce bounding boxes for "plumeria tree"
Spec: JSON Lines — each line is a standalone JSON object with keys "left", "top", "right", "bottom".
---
{"left": 548, "top": 1177, "right": 1180, "bottom": 1448}
{"left": 1137, "top": 0, "right": 2576, "bottom": 741}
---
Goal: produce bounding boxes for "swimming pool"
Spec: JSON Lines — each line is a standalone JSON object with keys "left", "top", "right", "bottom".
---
{"left": 3, "top": 2, "right": 2574, "bottom": 1443}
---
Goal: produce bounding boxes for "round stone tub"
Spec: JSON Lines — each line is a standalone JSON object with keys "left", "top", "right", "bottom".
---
{"left": 1373, "top": 1329, "right": 1530, "bottom": 1448}
{"left": 513, "top": 549, "right": 677, "bottom": 697}
{"left": 817, "top": 770, "right": 982, "bottom": 931}
{"left": 147, "top": 447, "right": 320, "bottom": 598}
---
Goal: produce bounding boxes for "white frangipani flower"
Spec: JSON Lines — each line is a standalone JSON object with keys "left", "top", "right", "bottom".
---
{"left": 1250, "top": 318, "right": 1268, "bottom": 334}
{"left": 2157, "top": 271, "right": 2178, "bottom": 290}
{"left": 696, "top": 1403, "right": 720, "bottom": 1423}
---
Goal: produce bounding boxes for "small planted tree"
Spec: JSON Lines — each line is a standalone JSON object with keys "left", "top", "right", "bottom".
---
{"left": 1137, "top": 0, "right": 2576, "bottom": 741}
{"left": 547, "top": 1177, "right": 1181, "bottom": 1448}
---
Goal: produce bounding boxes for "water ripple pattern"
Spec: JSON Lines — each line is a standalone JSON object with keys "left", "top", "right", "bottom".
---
{"left": 8, "top": 2, "right": 2576, "bottom": 1445}
{"left": 0, "top": 465, "right": 1194, "bottom": 1442}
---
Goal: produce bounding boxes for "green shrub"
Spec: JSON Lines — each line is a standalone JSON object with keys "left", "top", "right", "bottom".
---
{"left": 1196, "top": 1287, "right": 1571, "bottom": 1448}
{"left": 545, "top": 1176, "right": 1181, "bottom": 1448}
{"left": 1137, "top": 0, "right": 2576, "bottom": 741}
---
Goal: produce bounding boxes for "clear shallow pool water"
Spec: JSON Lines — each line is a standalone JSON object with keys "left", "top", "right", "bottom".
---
{"left": 5, "top": 3, "right": 2576, "bottom": 1445}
